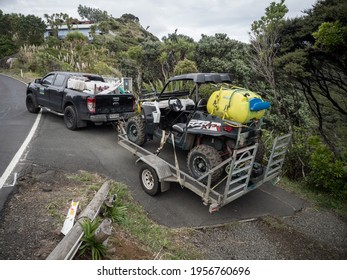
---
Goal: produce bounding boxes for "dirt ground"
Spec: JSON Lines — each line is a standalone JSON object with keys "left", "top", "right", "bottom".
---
{"left": 0, "top": 165, "right": 346, "bottom": 260}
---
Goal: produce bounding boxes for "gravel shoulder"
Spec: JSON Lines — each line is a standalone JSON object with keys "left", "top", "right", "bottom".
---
{"left": 0, "top": 165, "right": 346, "bottom": 260}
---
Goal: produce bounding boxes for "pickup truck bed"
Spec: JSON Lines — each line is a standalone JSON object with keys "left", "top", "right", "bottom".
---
{"left": 26, "top": 71, "right": 135, "bottom": 130}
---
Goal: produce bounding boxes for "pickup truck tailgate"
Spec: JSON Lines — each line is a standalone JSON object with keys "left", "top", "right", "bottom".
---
{"left": 95, "top": 94, "right": 134, "bottom": 114}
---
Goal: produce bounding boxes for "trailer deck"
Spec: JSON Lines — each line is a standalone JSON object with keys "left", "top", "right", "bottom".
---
{"left": 117, "top": 125, "right": 292, "bottom": 212}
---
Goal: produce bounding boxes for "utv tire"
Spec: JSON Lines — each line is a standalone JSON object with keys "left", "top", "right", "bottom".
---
{"left": 26, "top": 93, "right": 40, "bottom": 113}
{"left": 126, "top": 115, "right": 146, "bottom": 146}
{"left": 139, "top": 163, "right": 161, "bottom": 196}
{"left": 187, "top": 144, "right": 223, "bottom": 182}
{"left": 64, "top": 105, "right": 78, "bottom": 130}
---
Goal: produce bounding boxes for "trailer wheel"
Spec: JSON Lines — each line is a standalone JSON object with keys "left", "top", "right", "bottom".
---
{"left": 126, "top": 115, "right": 146, "bottom": 146}
{"left": 26, "top": 94, "right": 40, "bottom": 113}
{"left": 139, "top": 164, "right": 161, "bottom": 196}
{"left": 187, "top": 144, "right": 223, "bottom": 182}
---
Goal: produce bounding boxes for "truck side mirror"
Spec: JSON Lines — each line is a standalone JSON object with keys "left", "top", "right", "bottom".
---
{"left": 35, "top": 78, "right": 42, "bottom": 84}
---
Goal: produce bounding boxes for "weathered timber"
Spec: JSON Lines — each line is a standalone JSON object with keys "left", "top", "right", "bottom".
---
{"left": 46, "top": 180, "right": 112, "bottom": 260}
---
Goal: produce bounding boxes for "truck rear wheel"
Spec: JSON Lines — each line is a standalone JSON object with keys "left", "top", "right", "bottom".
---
{"left": 139, "top": 163, "right": 161, "bottom": 196}
{"left": 26, "top": 94, "right": 40, "bottom": 113}
{"left": 126, "top": 115, "right": 146, "bottom": 146}
{"left": 64, "top": 105, "right": 78, "bottom": 130}
{"left": 187, "top": 144, "right": 223, "bottom": 182}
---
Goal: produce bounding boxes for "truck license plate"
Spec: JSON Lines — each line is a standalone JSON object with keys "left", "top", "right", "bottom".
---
{"left": 109, "top": 114, "right": 119, "bottom": 119}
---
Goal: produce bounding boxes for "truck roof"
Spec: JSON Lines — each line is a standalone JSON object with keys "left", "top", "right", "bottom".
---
{"left": 168, "top": 73, "right": 233, "bottom": 84}
{"left": 46, "top": 71, "right": 104, "bottom": 81}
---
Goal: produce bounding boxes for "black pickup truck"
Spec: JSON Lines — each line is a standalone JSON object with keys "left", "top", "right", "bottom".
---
{"left": 25, "top": 71, "right": 135, "bottom": 130}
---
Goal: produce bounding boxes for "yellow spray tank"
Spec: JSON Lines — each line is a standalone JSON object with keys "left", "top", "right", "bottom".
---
{"left": 207, "top": 86, "right": 270, "bottom": 124}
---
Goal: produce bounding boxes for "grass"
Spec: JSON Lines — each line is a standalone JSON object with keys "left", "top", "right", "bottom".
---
{"left": 279, "top": 177, "right": 347, "bottom": 217}
{"left": 0, "top": 68, "right": 39, "bottom": 83}
{"left": 105, "top": 181, "right": 201, "bottom": 260}
{"left": 261, "top": 216, "right": 288, "bottom": 230}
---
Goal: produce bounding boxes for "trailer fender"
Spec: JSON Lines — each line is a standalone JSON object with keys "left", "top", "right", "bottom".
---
{"left": 136, "top": 156, "right": 171, "bottom": 192}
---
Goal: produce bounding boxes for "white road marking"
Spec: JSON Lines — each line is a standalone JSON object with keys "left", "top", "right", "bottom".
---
{"left": 0, "top": 110, "right": 42, "bottom": 189}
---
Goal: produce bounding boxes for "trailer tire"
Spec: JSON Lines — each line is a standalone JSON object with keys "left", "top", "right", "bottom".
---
{"left": 126, "top": 115, "right": 146, "bottom": 146}
{"left": 187, "top": 144, "right": 223, "bottom": 182}
{"left": 139, "top": 164, "right": 161, "bottom": 196}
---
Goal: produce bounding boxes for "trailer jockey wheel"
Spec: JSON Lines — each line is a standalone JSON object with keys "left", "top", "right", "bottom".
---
{"left": 139, "top": 163, "right": 161, "bottom": 196}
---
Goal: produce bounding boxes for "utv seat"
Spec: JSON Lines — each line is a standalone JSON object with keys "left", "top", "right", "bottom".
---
{"left": 172, "top": 123, "right": 186, "bottom": 134}
{"left": 196, "top": 98, "right": 207, "bottom": 111}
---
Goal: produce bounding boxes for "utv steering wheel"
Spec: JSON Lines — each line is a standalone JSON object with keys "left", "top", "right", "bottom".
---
{"left": 168, "top": 97, "right": 183, "bottom": 112}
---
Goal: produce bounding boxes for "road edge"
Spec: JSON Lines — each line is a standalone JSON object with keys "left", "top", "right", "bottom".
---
{"left": 0, "top": 74, "right": 42, "bottom": 189}
{"left": 0, "top": 111, "right": 42, "bottom": 189}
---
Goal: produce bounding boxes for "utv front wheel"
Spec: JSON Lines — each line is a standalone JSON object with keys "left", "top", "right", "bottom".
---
{"left": 139, "top": 164, "right": 161, "bottom": 196}
{"left": 126, "top": 115, "right": 146, "bottom": 146}
{"left": 187, "top": 144, "right": 223, "bottom": 182}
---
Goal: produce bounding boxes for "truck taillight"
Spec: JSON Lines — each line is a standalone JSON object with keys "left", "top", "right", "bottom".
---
{"left": 87, "top": 97, "right": 96, "bottom": 113}
{"left": 223, "top": 125, "right": 233, "bottom": 133}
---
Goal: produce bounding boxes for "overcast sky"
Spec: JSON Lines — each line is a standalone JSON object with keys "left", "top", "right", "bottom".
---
{"left": 1, "top": 0, "right": 317, "bottom": 42}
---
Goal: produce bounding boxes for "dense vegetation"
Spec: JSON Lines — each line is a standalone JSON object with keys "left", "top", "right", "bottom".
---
{"left": 0, "top": 0, "right": 346, "bottom": 208}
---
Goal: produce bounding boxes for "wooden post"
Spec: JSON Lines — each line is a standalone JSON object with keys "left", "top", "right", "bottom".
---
{"left": 46, "top": 180, "right": 112, "bottom": 260}
{"left": 94, "top": 218, "right": 112, "bottom": 244}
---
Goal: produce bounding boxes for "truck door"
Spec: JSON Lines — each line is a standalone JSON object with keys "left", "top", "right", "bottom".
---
{"left": 49, "top": 73, "right": 66, "bottom": 112}
{"left": 36, "top": 73, "right": 54, "bottom": 107}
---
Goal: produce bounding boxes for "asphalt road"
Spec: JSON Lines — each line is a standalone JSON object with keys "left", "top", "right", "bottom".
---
{"left": 0, "top": 75, "right": 36, "bottom": 176}
{"left": 0, "top": 75, "right": 306, "bottom": 227}
{"left": 0, "top": 75, "right": 37, "bottom": 208}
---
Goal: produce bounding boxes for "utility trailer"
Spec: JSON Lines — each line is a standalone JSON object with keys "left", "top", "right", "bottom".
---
{"left": 118, "top": 125, "right": 292, "bottom": 212}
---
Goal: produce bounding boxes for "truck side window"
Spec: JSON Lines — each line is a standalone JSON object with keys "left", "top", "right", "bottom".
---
{"left": 42, "top": 74, "right": 54, "bottom": 85}
{"left": 53, "top": 74, "right": 66, "bottom": 87}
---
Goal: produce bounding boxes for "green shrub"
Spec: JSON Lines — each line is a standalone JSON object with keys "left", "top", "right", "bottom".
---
{"left": 79, "top": 218, "right": 107, "bottom": 260}
{"left": 306, "top": 136, "right": 347, "bottom": 199}
{"left": 282, "top": 128, "right": 311, "bottom": 179}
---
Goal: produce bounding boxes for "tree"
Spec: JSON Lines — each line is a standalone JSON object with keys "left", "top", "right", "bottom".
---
{"left": 160, "top": 31, "right": 196, "bottom": 78}
{"left": 77, "top": 5, "right": 108, "bottom": 23}
{"left": 120, "top": 13, "right": 139, "bottom": 24}
{"left": 249, "top": 0, "right": 291, "bottom": 130}
{"left": 275, "top": 0, "right": 347, "bottom": 153}
{"left": 44, "top": 13, "right": 65, "bottom": 38}
{"left": 174, "top": 59, "right": 198, "bottom": 75}
{"left": 0, "top": 10, "right": 46, "bottom": 58}
{"left": 195, "top": 33, "right": 252, "bottom": 86}
{"left": 125, "top": 45, "right": 144, "bottom": 95}
{"left": 313, "top": 21, "right": 346, "bottom": 51}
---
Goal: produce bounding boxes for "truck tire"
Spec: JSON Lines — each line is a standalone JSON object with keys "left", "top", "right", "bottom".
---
{"left": 187, "top": 144, "right": 223, "bottom": 182}
{"left": 26, "top": 93, "right": 40, "bottom": 113}
{"left": 126, "top": 115, "right": 146, "bottom": 146}
{"left": 64, "top": 105, "right": 78, "bottom": 130}
{"left": 139, "top": 163, "right": 161, "bottom": 196}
